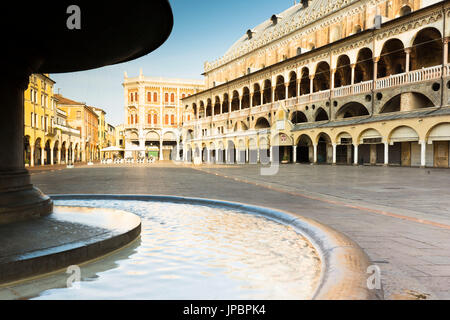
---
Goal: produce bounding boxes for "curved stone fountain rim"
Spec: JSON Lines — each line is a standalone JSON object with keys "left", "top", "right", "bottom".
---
{"left": 50, "top": 194, "right": 383, "bottom": 300}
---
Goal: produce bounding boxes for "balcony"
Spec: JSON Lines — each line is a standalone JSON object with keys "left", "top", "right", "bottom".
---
{"left": 188, "top": 64, "right": 447, "bottom": 127}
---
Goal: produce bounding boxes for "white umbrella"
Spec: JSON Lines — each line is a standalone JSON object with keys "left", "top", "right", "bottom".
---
{"left": 101, "top": 146, "right": 124, "bottom": 152}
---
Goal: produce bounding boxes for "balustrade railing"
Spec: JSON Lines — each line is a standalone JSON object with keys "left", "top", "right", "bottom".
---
{"left": 188, "top": 65, "right": 449, "bottom": 125}
{"left": 376, "top": 65, "right": 442, "bottom": 90}
{"left": 332, "top": 85, "right": 352, "bottom": 98}
{"left": 310, "top": 89, "right": 330, "bottom": 102}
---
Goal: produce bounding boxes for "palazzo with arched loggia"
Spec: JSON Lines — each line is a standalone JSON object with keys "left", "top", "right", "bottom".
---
{"left": 182, "top": 1, "right": 450, "bottom": 168}
{"left": 123, "top": 72, "right": 205, "bottom": 161}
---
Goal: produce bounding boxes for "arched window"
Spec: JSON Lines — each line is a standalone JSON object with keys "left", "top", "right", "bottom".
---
{"left": 171, "top": 114, "right": 175, "bottom": 125}
{"left": 130, "top": 93, "right": 134, "bottom": 102}
{"left": 153, "top": 114, "right": 158, "bottom": 125}
{"left": 171, "top": 93, "right": 175, "bottom": 103}
{"left": 135, "top": 115, "right": 138, "bottom": 124}
{"left": 400, "top": 5, "right": 412, "bottom": 17}
{"left": 165, "top": 93, "right": 169, "bottom": 103}
{"left": 165, "top": 114, "right": 169, "bottom": 125}
{"left": 153, "top": 92, "right": 158, "bottom": 102}
{"left": 148, "top": 114, "right": 151, "bottom": 124}
{"left": 147, "top": 92, "right": 151, "bottom": 102}
{"left": 135, "top": 93, "right": 138, "bottom": 102}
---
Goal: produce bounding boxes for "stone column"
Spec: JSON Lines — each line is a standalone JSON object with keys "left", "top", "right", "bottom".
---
{"left": 260, "top": 90, "right": 263, "bottom": 105}
{"left": 444, "top": 38, "right": 449, "bottom": 65}
{"left": 0, "top": 73, "right": 52, "bottom": 224}
{"left": 40, "top": 148, "right": 44, "bottom": 166}
{"left": 246, "top": 148, "right": 249, "bottom": 163}
{"left": 159, "top": 139, "right": 164, "bottom": 160}
{"left": 176, "top": 140, "right": 180, "bottom": 161}
{"left": 65, "top": 148, "right": 68, "bottom": 165}
{"left": 50, "top": 146, "right": 54, "bottom": 165}
{"left": 420, "top": 140, "right": 427, "bottom": 168}
{"left": 309, "top": 75, "right": 314, "bottom": 94}
{"left": 351, "top": 64, "right": 356, "bottom": 85}
{"left": 313, "top": 144, "right": 318, "bottom": 164}
{"left": 332, "top": 144, "right": 337, "bottom": 165}
{"left": 384, "top": 142, "right": 389, "bottom": 166}
{"left": 373, "top": 57, "right": 379, "bottom": 82}
{"left": 57, "top": 147, "right": 61, "bottom": 164}
{"left": 353, "top": 144, "right": 359, "bottom": 165}
{"left": 257, "top": 148, "right": 260, "bottom": 164}
{"left": 293, "top": 145, "right": 297, "bottom": 163}
{"left": 270, "top": 146, "right": 273, "bottom": 163}
{"left": 331, "top": 69, "right": 336, "bottom": 90}
{"left": 405, "top": 47, "right": 411, "bottom": 73}
{"left": 285, "top": 83, "right": 289, "bottom": 100}
{"left": 30, "top": 145, "right": 35, "bottom": 167}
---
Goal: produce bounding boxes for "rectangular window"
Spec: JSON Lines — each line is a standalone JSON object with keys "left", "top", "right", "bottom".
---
{"left": 31, "top": 112, "right": 34, "bottom": 127}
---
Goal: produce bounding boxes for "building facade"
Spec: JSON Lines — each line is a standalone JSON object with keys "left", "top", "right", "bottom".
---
{"left": 182, "top": 0, "right": 450, "bottom": 168}
{"left": 24, "top": 74, "right": 81, "bottom": 166}
{"left": 123, "top": 70, "right": 205, "bottom": 160}
{"left": 55, "top": 94, "right": 100, "bottom": 163}
{"left": 92, "top": 107, "right": 108, "bottom": 158}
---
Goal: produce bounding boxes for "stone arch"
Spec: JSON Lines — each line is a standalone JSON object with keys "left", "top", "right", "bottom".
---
{"left": 378, "top": 38, "right": 406, "bottom": 78}
{"left": 335, "top": 131, "right": 354, "bottom": 145}
{"left": 253, "top": 83, "right": 262, "bottom": 106}
{"left": 314, "top": 61, "right": 330, "bottom": 92}
{"left": 146, "top": 131, "right": 160, "bottom": 141}
{"left": 214, "top": 96, "right": 221, "bottom": 115}
{"left": 255, "top": 117, "right": 270, "bottom": 129}
{"left": 380, "top": 92, "right": 434, "bottom": 113}
{"left": 295, "top": 134, "right": 314, "bottom": 163}
{"left": 315, "top": 107, "right": 329, "bottom": 121}
{"left": 274, "top": 75, "right": 285, "bottom": 101}
{"left": 162, "top": 131, "right": 177, "bottom": 141}
{"left": 399, "top": 5, "right": 412, "bottom": 17}
{"left": 336, "top": 102, "right": 370, "bottom": 119}
{"left": 300, "top": 67, "right": 310, "bottom": 95}
{"left": 316, "top": 132, "right": 332, "bottom": 163}
{"left": 355, "top": 48, "right": 373, "bottom": 83}
{"left": 199, "top": 101, "right": 205, "bottom": 118}
{"left": 426, "top": 122, "right": 450, "bottom": 141}
{"left": 357, "top": 128, "right": 382, "bottom": 145}
{"left": 263, "top": 79, "right": 272, "bottom": 104}
{"left": 206, "top": 99, "right": 212, "bottom": 117}
{"left": 288, "top": 71, "right": 297, "bottom": 98}
{"left": 335, "top": 55, "right": 351, "bottom": 88}
{"left": 411, "top": 27, "right": 443, "bottom": 70}
{"left": 222, "top": 93, "right": 229, "bottom": 113}
{"left": 231, "top": 90, "right": 240, "bottom": 112}
{"left": 291, "top": 111, "right": 308, "bottom": 124}
{"left": 242, "top": 87, "right": 250, "bottom": 109}
{"left": 388, "top": 125, "right": 419, "bottom": 143}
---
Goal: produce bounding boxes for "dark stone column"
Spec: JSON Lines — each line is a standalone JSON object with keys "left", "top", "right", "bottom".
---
{"left": 0, "top": 72, "right": 53, "bottom": 224}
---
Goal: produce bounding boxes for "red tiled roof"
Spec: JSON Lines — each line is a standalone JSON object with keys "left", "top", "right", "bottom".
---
{"left": 54, "top": 94, "right": 84, "bottom": 106}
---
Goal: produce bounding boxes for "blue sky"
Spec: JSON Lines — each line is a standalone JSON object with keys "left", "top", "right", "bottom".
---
{"left": 51, "top": 0, "right": 296, "bottom": 125}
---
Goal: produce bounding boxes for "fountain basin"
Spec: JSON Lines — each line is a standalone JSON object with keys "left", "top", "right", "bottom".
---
{"left": 0, "top": 195, "right": 381, "bottom": 300}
